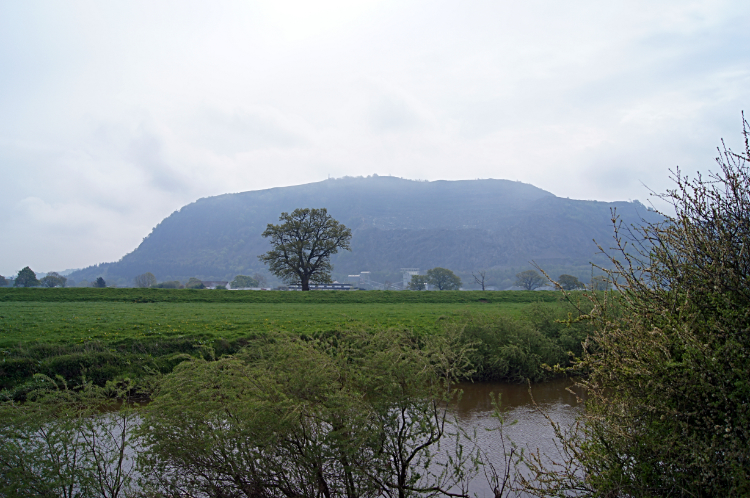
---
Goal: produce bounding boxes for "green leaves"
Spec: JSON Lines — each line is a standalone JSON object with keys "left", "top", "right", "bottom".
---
{"left": 139, "top": 330, "right": 474, "bottom": 497}
{"left": 259, "top": 208, "right": 352, "bottom": 290}
{"left": 426, "top": 267, "right": 462, "bottom": 291}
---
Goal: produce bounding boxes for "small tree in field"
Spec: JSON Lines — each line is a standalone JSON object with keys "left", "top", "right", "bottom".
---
{"left": 557, "top": 274, "right": 584, "bottom": 290}
{"left": 230, "top": 275, "right": 259, "bottom": 289}
{"left": 515, "top": 270, "right": 544, "bottom": 291}
{"left": 259, "top": 208, "right": 352, "bottom": 291}
{"left": 134, "top": 272, "right": 157, "bottom": 288}
{"left": 426, "top": 267, "right": 462, "bottom": 290}
{"left": 14, "top": 267, "right": 40, "bottom": 287}
{"left": 473, "top": 270, "right": 487, "bottom": 290}
{"left": 185, "top": 278, "right": 205, "bottom": 289}
{"left": 40, "top": 272, "right": 67, "bottom": 288}
{"left": 93, "top": 277, "right": 106, "bottom": 288}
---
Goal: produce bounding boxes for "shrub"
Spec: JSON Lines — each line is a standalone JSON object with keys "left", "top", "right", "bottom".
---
{"left": 523, "top": 118, "right": 750, "bottom": 496}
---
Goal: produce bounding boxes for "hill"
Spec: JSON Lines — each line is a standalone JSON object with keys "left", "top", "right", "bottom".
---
{"left": 68, "top": 176, "right": 660, "bottom": 288}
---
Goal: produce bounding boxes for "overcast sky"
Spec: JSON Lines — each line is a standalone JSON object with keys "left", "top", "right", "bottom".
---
{"left": 1, "top": 0, "right": 749, "bottom": 276}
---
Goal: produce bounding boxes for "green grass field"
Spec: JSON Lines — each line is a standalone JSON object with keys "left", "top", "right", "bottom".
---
{"left": 0, "top": 288, "right": 566, "bottom": 347}
{"left": 0, "top": 288, "right": 577, "bottom": 398}
{"left": 0, "top": 301, "right": 533, "bottom": 347}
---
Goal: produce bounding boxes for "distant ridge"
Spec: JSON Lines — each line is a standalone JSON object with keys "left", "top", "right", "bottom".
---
{"left": 69, "top": 176, "right": 660, "bottom": 287}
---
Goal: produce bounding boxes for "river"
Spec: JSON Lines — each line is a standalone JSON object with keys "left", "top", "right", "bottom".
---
{"left": 450, "top": 378, "right": 584, "bottom": 497}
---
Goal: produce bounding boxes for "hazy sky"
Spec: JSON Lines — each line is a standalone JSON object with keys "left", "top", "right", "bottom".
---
{"left": 1, "top": 0, "right": 749, "bottom": 276}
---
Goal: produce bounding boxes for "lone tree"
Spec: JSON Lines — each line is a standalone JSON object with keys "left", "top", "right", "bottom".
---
{"left": 40, "top": 272, "right": 67, "bottom": 288}
{"left": 0, "top": 275, "right": 8, "bottom": 287}
{"left": 426, "top": 267, "right": 462, "bottom": 290}
{"left": 557, "top": 274, "right": 584, "bottom": 290}
{"left": 515, "top": 269, "right": 544, "bottom": 291}
{"left": 259, "top": 208, "right": 352, "bottom": 291}
{"left": 472, "top": 270, "right": 487, "bottom": 290}
{"left": 14, "top": 267, "right": 40, "bottom": 287}
{"left": 93, "top": 277, "right": 106, "bottom": 288}
{"left": 134, "top": 272, "right": 157, "bottom": 288}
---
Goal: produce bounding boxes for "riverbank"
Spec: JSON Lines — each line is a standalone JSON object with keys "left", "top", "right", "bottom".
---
{"left": 0, "top": 290, "right": 593, "bottom": 400}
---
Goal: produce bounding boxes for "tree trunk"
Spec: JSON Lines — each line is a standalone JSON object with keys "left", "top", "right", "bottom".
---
{"left": 301, "top": 275, "right": 310, "bottom": 291}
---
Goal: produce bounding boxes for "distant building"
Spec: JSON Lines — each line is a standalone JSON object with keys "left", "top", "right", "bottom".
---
{"left": 401, "top": 268, "right": 419, "bottom": 288}
{"left": 288, "top": 283, "right": 352, "bottom": 291}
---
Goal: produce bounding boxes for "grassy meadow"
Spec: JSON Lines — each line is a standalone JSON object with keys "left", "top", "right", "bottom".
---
{"left": 0, "top": 288, "right": 585, "bottom": 399}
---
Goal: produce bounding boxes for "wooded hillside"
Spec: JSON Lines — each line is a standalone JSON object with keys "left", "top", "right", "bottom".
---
{"left": 68, "top": 176, "right": 660, "bottom": 286}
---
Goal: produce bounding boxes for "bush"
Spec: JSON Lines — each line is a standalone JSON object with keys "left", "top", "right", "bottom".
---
{"left": 138, "top": 330, "right": 475, "bottom": 497}
{"left": 524, "top": 119, "right": 750, "bottom": 496}
{"left": 454, "top": 313, "right": 566, "bottom": 382}
{"left": 185, "top": 278, "right": 205, "bottom": 289}
{"left": 154, "top": 280, "right": 183, "bottom": 289}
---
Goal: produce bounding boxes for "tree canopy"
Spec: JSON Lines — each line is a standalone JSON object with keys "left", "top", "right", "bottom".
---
{"left": 185, "top": 278, "right": 205, "bottom": 289}
{"left": 230, "top": 275, "right": 259, "bottom": 289}
{"left": 259, "top": 208, "right": 352, "bottom": 291}
{"left": 93, "top": 277, "right": 106, "bottom": 288}
{"left": 40, "top": 272, "right": 67, "bottom": 288}
{"left": 134, "top": 272, "right": 157, "bottom": 288}
{"left": 14, "top": 267, "right": 40, "bottom": 288}
{"left": 515, "top": 270, "right": 544, "bottom": 291}
{"left": 408, "top": 274, "right": 427, "bottom": 290}
{"left": 426, "top": 267, "right": 462, "bottom": 290}
{"left": 557, "top": 274, "right": 584, "bottom": 290}
{"left": 0, "top": 275, "right": 8, "bottom": 287}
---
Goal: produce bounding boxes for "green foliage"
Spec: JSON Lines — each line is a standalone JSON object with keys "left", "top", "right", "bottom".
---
{"left": 0, "top": 275, "right": 7, "bottom": 287}
{"left": 14, "top": 267, "right": 39, "bottom": 288}
{"left": 259, "top": 207, "right": 352, "bottom": 290}
{"left": 154, "top": 280, "right": 183, "bottom": 289}
{"left": 426, "top": 267, "right": 462, "bottom": 290}
{"left": 557, "top": 274, "right": 583, "bottom": 290}
{"left": 409, "top": 274, "right": 427, "bottom": 290}
{"left": 449, "top": 303, "right": 591, "bottom": 382}
{"left": 40, "top": 272, "right": 67, "bottom": 288}
{"left": 134, "top": 272, "right": 157, "bottom": 288}
{"left": 230, "top": 274, "right": 259, "bottom": 288}
{"left": 525, "top": 122, "right": 750, "bottom": 496}
{"left": 515, "top": 270, "right": 544, "bottom": 291}
{"left": 0, "top": 292, "right": 575, "bottom": 396}
{"left": 93, "top": 277, "right": 106, "bottom": 288}
{"left": 184, "top": 277, "right": 205, "bottom": 289}
{"left": 138, "top": 330, "right": 474, "bottom": 497}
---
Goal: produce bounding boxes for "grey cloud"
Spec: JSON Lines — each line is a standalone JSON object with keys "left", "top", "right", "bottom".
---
{"left": 125, "top": 132, "right": 188, "bottom": 193}
{"left": 190, "top": 108, "right": 306, "bottom": 155}
{"left": 368, "top": 95, "right": 421, "bottom": 132}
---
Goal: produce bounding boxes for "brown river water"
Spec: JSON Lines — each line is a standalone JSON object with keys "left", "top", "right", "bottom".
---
{"left": 116, "top": 379, "right": 583, "bottom": 497}
{"left": 449, "top": 378, "right": 584, "bottom": 497}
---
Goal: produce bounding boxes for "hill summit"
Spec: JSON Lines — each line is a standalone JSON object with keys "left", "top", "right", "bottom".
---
{"left": 69, "top": 176, "right": 659, "bottom": 288}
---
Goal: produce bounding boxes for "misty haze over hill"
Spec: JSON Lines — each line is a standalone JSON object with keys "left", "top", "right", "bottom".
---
{"left": 68, "top": 176, "right": 661, "bottom": 288}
